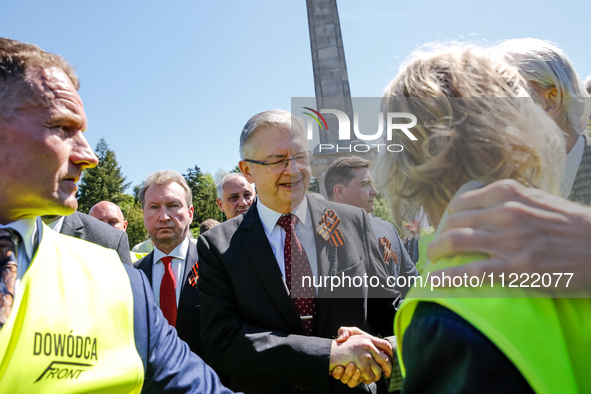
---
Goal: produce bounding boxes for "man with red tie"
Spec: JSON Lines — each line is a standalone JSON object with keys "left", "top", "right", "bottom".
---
{"left": 135, "top": 170, "right": 202, "bottom": 356}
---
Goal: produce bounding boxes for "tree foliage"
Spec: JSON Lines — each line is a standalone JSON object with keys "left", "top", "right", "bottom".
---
{"left": 307, "top": 178, "right": 320, "bottom": 194}
{"left": 183, "top": 165, "right": 224, "bottom": 228}
{"left": 77, "top": 138, "right": 131, "bottom": 213}
{"left": 119, "top": 195, "right": 148, "bottom": 248}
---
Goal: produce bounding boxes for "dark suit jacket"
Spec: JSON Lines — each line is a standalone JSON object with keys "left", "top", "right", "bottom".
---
{"left": 26, "top": 221, "right": 230, "bottom": 393}
{"left": 370, "top": 217, "right": 418, "bottom": 297}
{"left": 125, "top": 264, "right": 233, "bottom": 394}
{"left": 197, "top": 197, "right": 399, "bottom": 394}
{"left": 569, "top": 135, "right": 591, "bottom": 205}
{"left": 134, "top": 240, "right": 202, "bottom": 357}
{"left": 61, "top": 211, "right": 133, "bottom": 265}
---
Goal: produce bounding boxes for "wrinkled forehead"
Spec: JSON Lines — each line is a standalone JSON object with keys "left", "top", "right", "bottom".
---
{"left": 24, "top": 66, "right": 86, "bottom": 121}
{"left": 224, "top": 178, "right": 255, "bottom": 194}
{"left": 26, "top": 66, "right": 77, "bottom": 96}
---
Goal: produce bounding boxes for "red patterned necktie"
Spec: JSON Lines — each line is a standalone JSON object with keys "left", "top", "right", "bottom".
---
{"left": 276, "top": 214, "right": 317, "bottom": 335}
{"left": 160, "top": 256, "right": 177, "bottom": 327}
{"left": 0, "top": 228, "right": 18, "bottom": 330}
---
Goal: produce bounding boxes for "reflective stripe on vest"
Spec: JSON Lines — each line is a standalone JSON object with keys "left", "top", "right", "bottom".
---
{"left": 0, "top": 225, "right": 144, "bottom": 393}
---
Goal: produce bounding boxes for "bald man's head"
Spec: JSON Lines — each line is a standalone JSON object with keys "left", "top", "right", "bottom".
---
{"left": 89, "top": 201, "right": 128, "bottom": 231}
{"left": 216, "top": 173, "right": 256, "bottom": 219}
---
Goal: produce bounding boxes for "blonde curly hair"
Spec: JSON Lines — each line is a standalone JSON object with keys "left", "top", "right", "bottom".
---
{"left": 376, "top": 44, "right": 565, "bottom": 225}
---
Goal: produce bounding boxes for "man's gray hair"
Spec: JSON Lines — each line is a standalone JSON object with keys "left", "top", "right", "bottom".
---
{"left": 217, "top": 173, "right": 252, "bottom": 199}
{"left": 139, "top": 169, "right": 193, "bottom": 209}
{"left": 239, "top": 109, "right": 305, "bottom": 160}
{"left": 498, "top": 38, "right": 591, "bottom": 135}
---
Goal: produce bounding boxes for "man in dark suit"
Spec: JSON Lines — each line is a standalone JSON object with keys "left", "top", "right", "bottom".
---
{"left": 43, "top": 210, "right": 133, "bottom": 265}
{"left": 324, "top": 156, "right": 418, "bottom": 297}
{"left": 0, "top": 37, "right": 230, "bottom": 393}
{"left": 198, "top": 109, "right": 399, "bottom": 393}
{"left": 135, "top": 170, "right": 202, "bottom": 356}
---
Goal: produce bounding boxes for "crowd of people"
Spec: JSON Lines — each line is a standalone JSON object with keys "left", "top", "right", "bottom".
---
{"left": 1, "top": 35, "right": 590, "bottom": 394}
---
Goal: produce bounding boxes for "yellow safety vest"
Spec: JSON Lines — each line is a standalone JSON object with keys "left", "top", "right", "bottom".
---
{"left": 396, "top": 245, "right": 591, "bottom": 394}
{"left": 0, "top": 225, "right": 144, "bottom": 393}
{"left": 414, "top": 228, "right": 434, "bottom": 275}
{"left": 130, "top": 251, "right": 149, "bottom": 263}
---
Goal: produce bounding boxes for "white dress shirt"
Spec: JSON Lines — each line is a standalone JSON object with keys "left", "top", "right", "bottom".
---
{"left": 151, "top": 237, "right": 190, "bottom": 307}
{"left": 44, "top": 215, "right": 65, "bottom": 233}
{"left": 256, "top": 198, "right": 318, "bottom": 292}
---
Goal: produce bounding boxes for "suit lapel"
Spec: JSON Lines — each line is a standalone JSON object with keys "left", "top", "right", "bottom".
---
{"left": 177, "top": 242, "right": 199, "bottom": 332}
{"left": 307, "top": 197, "right": 337, "bottom": 278}
{"left": 240, "top": 204, "right": 303, "bottom": 333}
{"left": 307, "top": 197, "right": 339, "bottom": 335}
{"left": 61, "top": 212, "right": 84, "bottom": 238}
{"left": 182, "top": 241, "right": 198, "bottom": 288}
{"left": 135, "top": 252, "right": 155, "bottom": 287}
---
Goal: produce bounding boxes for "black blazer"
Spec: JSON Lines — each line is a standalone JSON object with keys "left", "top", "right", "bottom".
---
{"left": 134, "top": 240, "right": 202, "bottom": 356}
{"left": 61, "top": 211, "right": 133, "bottom": 265}
{"left": 197, "top": 197, "right": 399, "bottom": 394}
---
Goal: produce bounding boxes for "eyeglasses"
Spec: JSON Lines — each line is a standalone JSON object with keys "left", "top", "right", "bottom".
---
{"left": 245, "top": 152, "right": 313, "bottom": 173}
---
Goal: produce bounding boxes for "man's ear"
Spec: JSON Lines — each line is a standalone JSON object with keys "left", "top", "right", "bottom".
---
{"left": 188, "top": 205, "right": 194, "bottom": 221}
{"left": 541, "top": 86, "right": 563, "bottom": 119}
{"left": 216, "top": 198, "right": 224, "bottom": 212}
{"left": 239, "top": 160, "right": 255, "bottom": 183}
{"left": 334, "top": 184, "right": 346, "bottom": 202}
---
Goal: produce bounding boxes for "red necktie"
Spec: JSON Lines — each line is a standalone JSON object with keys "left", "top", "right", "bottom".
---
{"left": 276, "top": 214, "right": 317, "bottom": 335}
{"left": 160, "top": 256, "right": 177, "bottom": 327}
{"left": 0, "top": 228, "right": 18, "bottom": 330}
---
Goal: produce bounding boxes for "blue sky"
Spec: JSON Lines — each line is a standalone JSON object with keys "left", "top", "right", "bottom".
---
{"left": 3, "top": 0, "right": 589, "bottom": 191}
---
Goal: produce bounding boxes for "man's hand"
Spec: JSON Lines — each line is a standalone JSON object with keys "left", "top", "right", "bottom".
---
{"left": 428, "top": 179, "right": 591, "bottom": 290}
{"left": 329, "top": 327, "right": 393, "bottom": 387}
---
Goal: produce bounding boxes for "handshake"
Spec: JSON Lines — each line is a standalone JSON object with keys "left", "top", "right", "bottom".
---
{"left": 329, "top": 326, "right": 396, "bottom": 388}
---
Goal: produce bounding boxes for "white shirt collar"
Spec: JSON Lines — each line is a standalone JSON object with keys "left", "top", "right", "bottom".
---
{"left": 0, "top": 217, "right": 37, "bottom": 262}
{"left": 257, "top": 197, "right": 311, "bottom": 237}
{"left": 561, "top": 134, "right": 586, "bottom": 198}
{"left": 153, "top": 237, "right": 190, "bottom": 264}
{"left": 45, "top": 215, "right": 65, "bottom": 233}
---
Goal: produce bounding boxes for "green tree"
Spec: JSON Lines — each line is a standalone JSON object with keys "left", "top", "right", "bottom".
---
{"left": 119, "top": 195, "right": 148, "bottom": 247}
{"left": 307, "top": 178, "right": 320, "bottom": 194}
{"left": 183, "top": 165, "right": 224, "bottom": 229}
{"left": 77, "top": 138, "right": 131, "bottom": 213}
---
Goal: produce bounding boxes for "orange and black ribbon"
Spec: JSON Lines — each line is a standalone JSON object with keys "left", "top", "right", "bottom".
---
{"left": 187, "top": 261, "right": 199, "bottom": 287}
{"left": 316, "top": 210, "right": 345, "bottom": 247}
{"left": 378, "top": 237, "right": 398, "bottom": 266}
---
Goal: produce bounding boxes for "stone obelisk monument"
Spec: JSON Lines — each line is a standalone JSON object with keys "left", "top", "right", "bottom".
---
{"left": 305, "top": 0, "right": 358, "bottom": 194}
